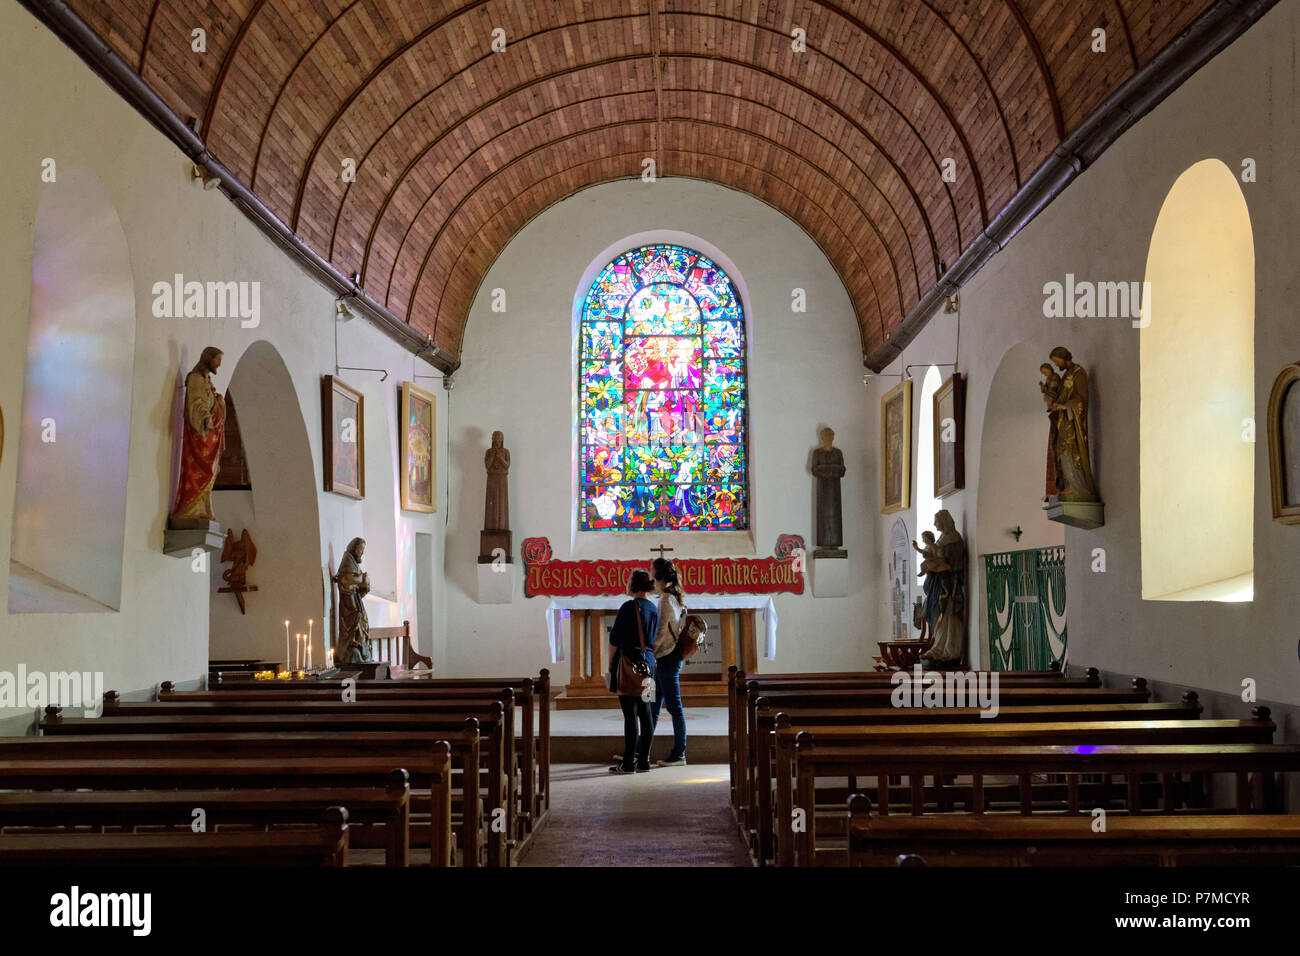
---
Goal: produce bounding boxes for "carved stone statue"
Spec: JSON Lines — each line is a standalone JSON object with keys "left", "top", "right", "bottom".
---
{"left": 811, "top": 426, "right": 846, "bottom": 557}
{"left": 1045, "top": 347, "right": 1099, "bottom": 503}
{"left": 335, "top": 537, "right": 373, "bottom": 663}
{"left": 169, "top": 347, "right": 225, "bottom": 529}
{"left": 478, "top": 431, "right": 512, "bottom": 564}
{"left": 919, "top": 509, "right": 966, "bottom": 667}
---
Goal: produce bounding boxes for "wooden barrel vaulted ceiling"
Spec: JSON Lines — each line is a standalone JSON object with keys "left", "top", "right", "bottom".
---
{"left": 60, "top": 0, "right": 1221, "bottom": 366}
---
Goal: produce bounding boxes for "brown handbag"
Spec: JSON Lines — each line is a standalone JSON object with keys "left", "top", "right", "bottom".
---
{"left": 614, "top": 599, "right": 654, "bottom": 697}
{"left": 676, "top": 612, "right": 708, "bottom": 660}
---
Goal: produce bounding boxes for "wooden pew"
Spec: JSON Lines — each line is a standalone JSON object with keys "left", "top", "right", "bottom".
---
{"left": 11, "top": 725, "right": 474, "bottom": 866}
{"left": 727, "top": 666, "right": 1106, "bottom": 809}
{"left": 368, "top": 620, "right": 433, "bottom": 671}
{"left": 0, "top": 774, "right": 411, "bottom": 866}
{"left": 171, "top": 669, "right": 552, "bottom": 830}
{"left": 732, "top": 678, "right": 1152, "bottom": 832}
{"left": 744, "top": 696, "right": 1206, "bottom": 864}
{"left": 769, "top": 712, "right": 1275, "bottom": 866}
{"left": 43, "top": 708, "right": 490, "bottom": 866}
{"left": 727, "top": 663, "right": 1075, "bottom": 786}
{"left": 110, "top": 692, "right": 518, "bottom": 854}
{"left": 0, "top": 806, "right": 351, "bottom": 866}
{"left": 790, "top": 739, "right": 1300, "bottom": 866}
{"left": 846, "top": 802, "right": 1300, "bottom": 866}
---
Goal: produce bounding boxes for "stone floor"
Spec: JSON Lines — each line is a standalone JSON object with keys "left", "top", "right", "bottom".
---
{"left": 518, "top": 763, "right": 750, "bottom": 867}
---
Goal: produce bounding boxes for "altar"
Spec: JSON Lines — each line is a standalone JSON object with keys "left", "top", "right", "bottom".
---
{"left": 544, "top": 595, "right": 777, "bottom": 707}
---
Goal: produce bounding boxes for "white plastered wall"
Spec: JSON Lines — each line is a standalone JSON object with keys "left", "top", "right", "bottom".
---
{"left": 867, "top": 2, "right": 1300, "bottom": 706}
{"left": 0, "top": 4, "right": 447, "bottom": 731}
{"left": 444, "top": 179, "right": 875, "bottom": 678}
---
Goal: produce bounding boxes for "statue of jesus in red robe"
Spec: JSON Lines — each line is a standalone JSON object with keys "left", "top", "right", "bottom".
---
{"left": 169, "top": 347, "right": 225, "bottom": 527}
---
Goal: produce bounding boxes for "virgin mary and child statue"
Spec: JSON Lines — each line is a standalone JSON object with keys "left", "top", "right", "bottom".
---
{"left": 914, "top": 509, "right": 967, "bottom": 669}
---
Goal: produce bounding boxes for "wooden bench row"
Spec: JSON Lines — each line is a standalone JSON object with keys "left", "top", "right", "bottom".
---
{"left": 727, "top": 666, "right": 1143, "bottom": 843}
{"left": 28, "top": 724, "right": 464, "bottom": 866}
{"left": 0, "top": 671, "right": 550, "bottom": 867}
{"left": 0, "top": 806, "right": 352, "bottom": 867}
{"left": 784, "top": 721, "right": 1284, "bottom": 865}
{"left": 726, "top": 667, "right": 1300, "bottom": 867}
{"left": 162, "top": 668, "right": 551, "bottom": 833}
{"left": 753, "top": 699, "right": 1228, "bottom": 866}
{"left": 846, "top": 809, "right": 1300, "bottom": 867}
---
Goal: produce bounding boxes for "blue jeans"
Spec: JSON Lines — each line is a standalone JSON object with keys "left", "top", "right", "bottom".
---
{"left": 651, "top": 649, "right": 687, "bottom": 759}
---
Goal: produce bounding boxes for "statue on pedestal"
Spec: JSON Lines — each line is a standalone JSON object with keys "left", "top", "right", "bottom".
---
{"left": 479, "top": 431, "right": 512, "bottom": 563}
{"left": 1044, "top": 346, "right": 1099, "bottom": 503}
{"left": 811, "top": 426, "right": 846, "bottom": 558}
{"left": 919, "top": 509, "right": 967, "bottom": 668}
{"left": 336, "top": 537, "right": 373, "bottom": 663}
{"left": 168, "top": 347, "right": 225, "bottom": 529}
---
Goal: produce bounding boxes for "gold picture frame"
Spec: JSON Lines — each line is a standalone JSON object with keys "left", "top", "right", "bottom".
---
{"left": 933, "top": 373, "right": 965, "bottom": 498}
{"left": 880, "top": 379, "right": 912, "bottom": 514}
{"left": 321, "top": 375, "right": 365, "bottom": 499}
{"left": 400, "top": 381, "right": 437, "bottom": 513}
{"left": 1266, "top": 362, "right": 1300, "bottom": 524}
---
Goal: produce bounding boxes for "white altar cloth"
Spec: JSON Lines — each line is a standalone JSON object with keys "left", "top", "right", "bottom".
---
{"left": 543, "top": 594, "right": 778, "bottom": 663}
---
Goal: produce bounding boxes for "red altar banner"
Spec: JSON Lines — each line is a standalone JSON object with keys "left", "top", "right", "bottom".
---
{"left": 521, "top": 535, "right": 805, "bottom": 597}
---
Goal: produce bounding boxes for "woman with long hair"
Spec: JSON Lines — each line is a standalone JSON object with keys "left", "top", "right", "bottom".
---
{"left": 650, "top": 557, "right": 688, "bottom": 766}
{"left": 608, "top": 569, "right": 659, "bottom": 774}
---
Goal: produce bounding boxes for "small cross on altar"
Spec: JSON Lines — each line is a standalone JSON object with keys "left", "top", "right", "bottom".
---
{"left": 651, "top": 544, "right": 674, "bottom": 560}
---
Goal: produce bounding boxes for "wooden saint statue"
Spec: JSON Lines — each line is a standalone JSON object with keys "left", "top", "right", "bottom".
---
{"left": 478, "top": 431, "right": 512, "bottom": 563}
{"left": 169, "top": 347, "right": 226, "bottom": 528}
{"left": 811, "top": 426, "right": 846, "bottom": 556}
{"left": 335, "top": 537, "right": 373, "bottom": 663}
{"left": 1039, "top": 362, "right": 1062, "bottom": 499}
{"left": 1045, "top": 346, "right": 1099, "bottom": 502}
{"left": 919, "top": 509, "right": 967, "bottom": 667}
{"left": 217, "top": 528, "right": 258, "bottom": 614}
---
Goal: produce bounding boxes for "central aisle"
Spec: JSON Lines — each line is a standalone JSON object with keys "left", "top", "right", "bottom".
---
{"left": 518, "top": 763, "right": 751, "bottom": 866}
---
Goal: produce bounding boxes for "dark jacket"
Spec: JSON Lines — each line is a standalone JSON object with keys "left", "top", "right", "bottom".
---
{"left": 610, "top": 597, "right": 658, "bottom": 665}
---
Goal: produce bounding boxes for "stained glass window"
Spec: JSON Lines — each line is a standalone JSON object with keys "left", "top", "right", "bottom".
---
{"left": 579, "top": 243, "right": 748, "bottom": 530}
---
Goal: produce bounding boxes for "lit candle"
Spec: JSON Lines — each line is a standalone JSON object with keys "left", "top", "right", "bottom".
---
{"left": 308, "top": 619, "right": 314, "bottom": 671}
{"left": 284, "top": 620, "right": 290, "bottom": 673}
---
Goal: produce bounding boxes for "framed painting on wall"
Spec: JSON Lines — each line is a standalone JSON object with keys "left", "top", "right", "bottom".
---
{"left": 321, "top": 375, "right": 364, "bottom": 499}
{"left": 1267, "top": 361, "right": 1300, "bottom": 524}
{"left": 880, "top": 379, "right": 911, "bottom": 514}
{"left": 400, "top": 381, "right": 437, "bottom": 513}
{"left": 933, "top": 372, "right": 965, "bottom": 498}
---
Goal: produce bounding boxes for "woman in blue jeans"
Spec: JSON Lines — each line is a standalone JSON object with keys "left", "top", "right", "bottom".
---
{"left": 608, "top": 570, "right": 659, "bottom": 774}
{"left": 650, "top": 557, "right": 688, "bottom": 766}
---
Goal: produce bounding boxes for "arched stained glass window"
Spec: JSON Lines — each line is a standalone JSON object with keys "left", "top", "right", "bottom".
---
{"left": 579, "top": 243, "right": 748, "bottom": 530}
